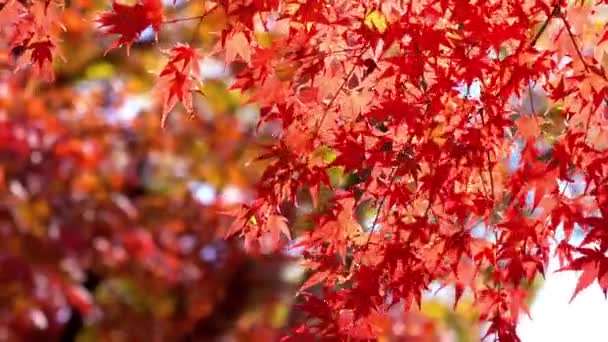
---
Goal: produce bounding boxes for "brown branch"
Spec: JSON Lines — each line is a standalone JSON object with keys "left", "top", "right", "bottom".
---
{"left": 163, "top": 4, "right": 219, "bottom": 25}
{"left": 163, "top": 5, "right": 220, "bottom": 43}
{"left": 190, "top": 5, "right": 219, "bottom": 43}
{"left": 555, "top": 12, "right": 605, "bottom": 141}
{"left": 559, "top": 12, "right": 590, "bottom": 72}
{"left": 530, "top": 4, "right": 560, "bottom": 47}
{"left": 163, "top": 15, "right": 209, "bottom": 24}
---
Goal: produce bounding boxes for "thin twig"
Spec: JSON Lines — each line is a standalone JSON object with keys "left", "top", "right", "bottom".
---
{"left": 479, "top": 109, "right": 495, "bottom": 200}
{"left": 528, "top": 82, "right": 536, "bottom": 114}
{"left": 559, "top": 12, "right": 590, "bottom": 72}
{"left": 530, "top": 5, "right": 560, "bottom": 47}
{"left": 190, "top": 9, "right": 213, "bottom": 43}
{"left": 312, "top": 46, "right": 369, "bottom": 141}
{"left": 181, "top": 5, "right": 219, "bottom": 44}
{"left": 163, "top": 4, "right": 219, "bottom": 26}
{"left": 163, "top": 15, "right": 209, "bottom": 24}
{"left": 557, "top": 11, "right": 600, "bottom": 142}
{"left": 364, "top": 166, "right": 399, "bottom": 248}
{"left": 478, "top": 168, "right": 490, "bottom": 198}
{"left": 294, "top": 47, "right": 367, "bottom": 64}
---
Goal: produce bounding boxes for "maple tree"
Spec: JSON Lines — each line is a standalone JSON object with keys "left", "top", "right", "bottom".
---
{"left": 2, "top": 0, "right": 608, "bottom": 340}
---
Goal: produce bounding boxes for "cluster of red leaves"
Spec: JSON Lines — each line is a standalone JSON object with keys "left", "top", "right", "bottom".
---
{"left": 157, "top": 43, "right": 201, "bottom": 127}
{"left": 5, "top": 0, "right": 608, "bottom": 340}
{"left": 1, "top": 0, "right": 64, "bottom": 81}
{"left": 208, "top": 0, "right": 608, "bottom": 340}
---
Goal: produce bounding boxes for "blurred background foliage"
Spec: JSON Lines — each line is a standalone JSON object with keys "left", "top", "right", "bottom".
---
{"left": 0, "top": 0, "right": 545, "bottom": 340}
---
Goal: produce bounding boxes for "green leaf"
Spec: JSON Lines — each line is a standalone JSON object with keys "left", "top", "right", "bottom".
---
{"left": 499, "top": 46, "right": 509, "bottom": 61}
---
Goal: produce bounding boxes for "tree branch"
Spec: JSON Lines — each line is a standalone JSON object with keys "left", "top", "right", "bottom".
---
{"left": 530, "top": 5, "right": 560, "bottom": 47}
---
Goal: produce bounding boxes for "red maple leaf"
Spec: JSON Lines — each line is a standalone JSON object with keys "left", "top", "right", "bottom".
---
{"left": 97, "top": 0, "right": 164, "bottom": 54}
{"left": 558, "top": 248, "right": 608, "bottom": 301}
{"left": 27, "top": 39, "right": 54, "bottom": 79}
{"left": 157, "top": 44, "right": 201, "bottom": 127}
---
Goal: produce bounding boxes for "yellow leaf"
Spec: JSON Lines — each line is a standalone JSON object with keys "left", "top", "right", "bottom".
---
{"left": 199, "top": 80, "right": 244, "bottom": 114}
{"left": 85, "top": 62, "right": 115, "bottom": 80}
{"left": 284, "top": 2, "right": 299, "bottom": 15}
{"left": 313, "top": 145, "right": 337, "bottom": 164}
{"left": 255, "top": 31, "right": 274, "bottom": 48}
{"left": 421, "top": 300, "right": 447, "bottom": 320}
{"left": 446, "top": 30, "right": 464, "bottom": 42}
{"left": 198, "top": 7, "right": 228, "bottom": 47}
{"left": 116, "top": 0, "right": 138, "bottom": 5}
{"left": 271, "top": 303, "right": 289, "bottom": 328}
{"left": 430, "top": 122, "right": 447, "bottom": 146}
{"left": 364, "top": 10, "right": 387, "bottom": 33}
{"left": 275, "top": 60, "right": 300, "bottom": 81}
{"left": 542, "top": 106, "right": 566, "bottom": 142}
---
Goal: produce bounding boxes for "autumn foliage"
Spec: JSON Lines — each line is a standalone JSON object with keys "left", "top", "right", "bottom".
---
{"left": 2, "top": 0, "right": 608, "bottom": 340}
